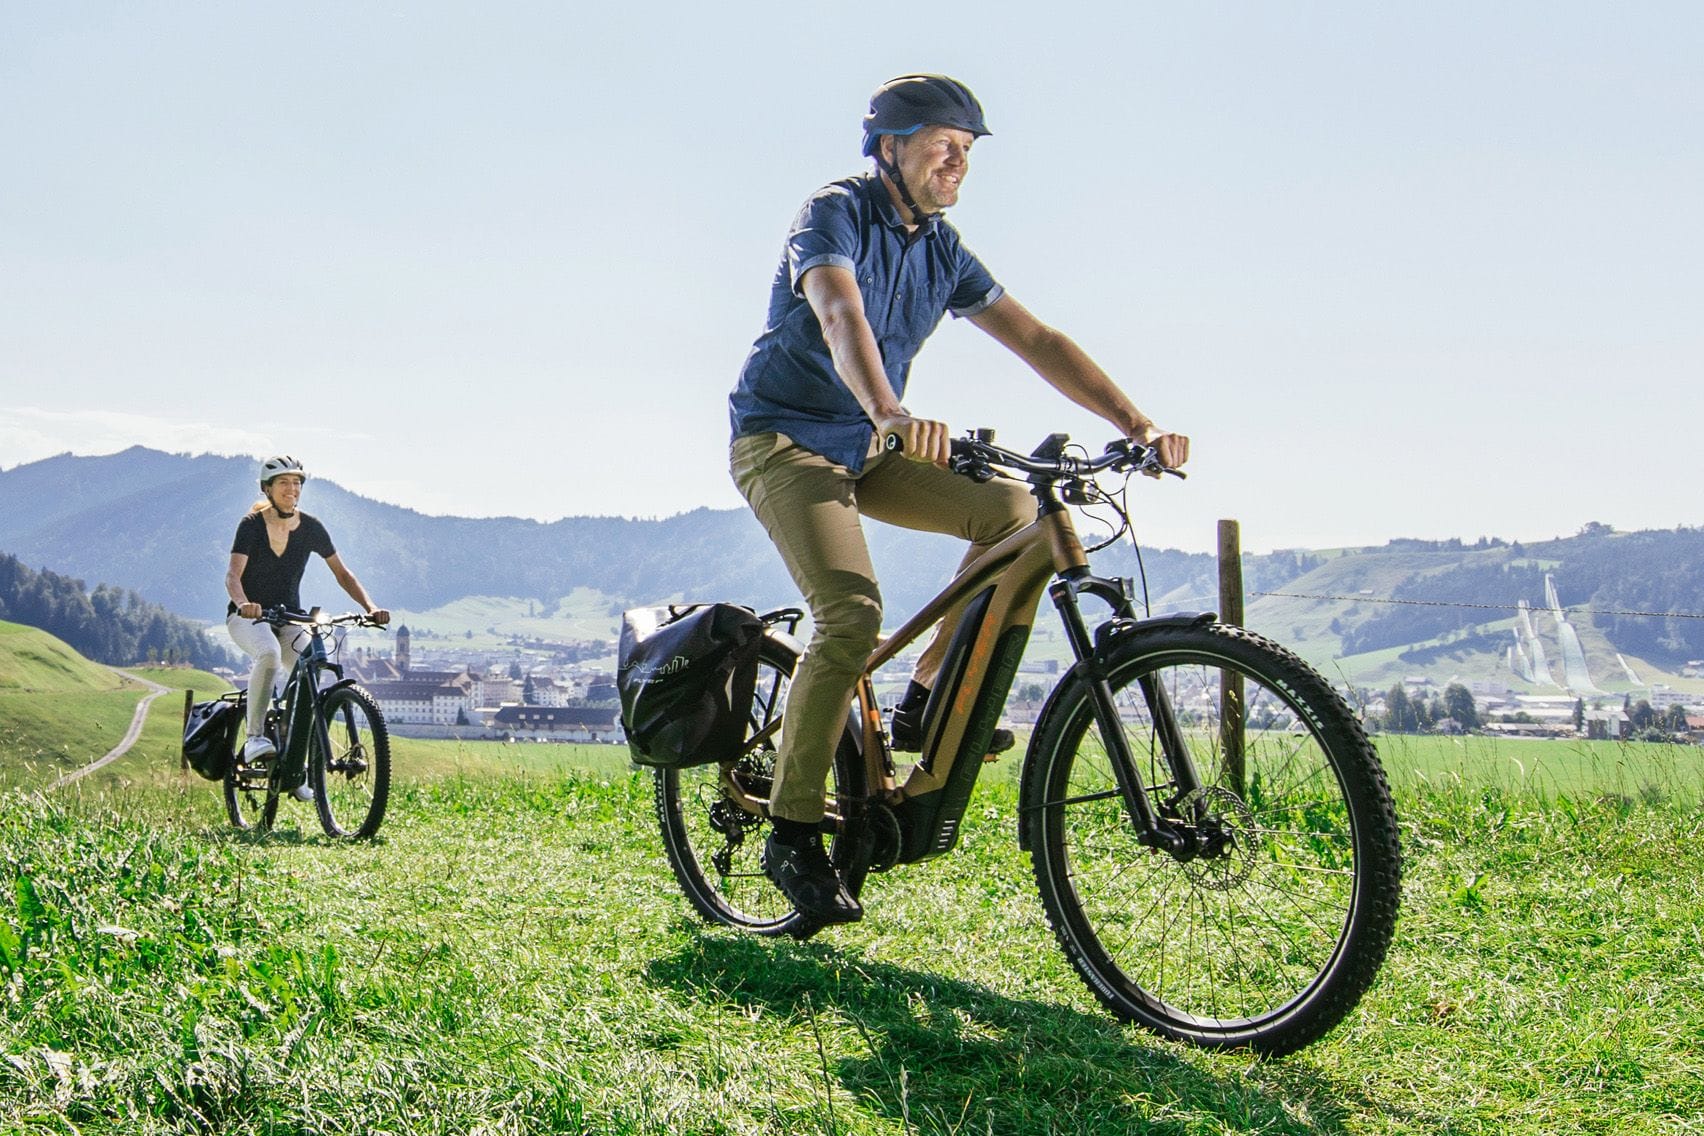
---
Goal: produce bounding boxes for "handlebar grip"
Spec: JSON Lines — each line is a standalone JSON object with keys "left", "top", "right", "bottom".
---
{"left": 883, "top": 432, "right": 904, "bottom": 454}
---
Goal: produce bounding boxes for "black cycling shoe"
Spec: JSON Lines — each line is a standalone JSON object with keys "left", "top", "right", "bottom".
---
{"left": 762, "top": 833, "right": 862, "bottom": 924}
{"left": 890, "top": 697, "right": 1016, "bottom": 756}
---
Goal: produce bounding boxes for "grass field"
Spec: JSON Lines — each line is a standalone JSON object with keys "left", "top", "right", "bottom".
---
{"left": 383, "top": 588, "right": 624, "bottom": 655}
{"left": 4, "top": 712, "right": 1702, "bottom": 1133}
{"left": 1373, "top": 732, "right": 1704, "bottom": 807}
{"left": 0, "top": 620, "right": 234, "bottom": 792}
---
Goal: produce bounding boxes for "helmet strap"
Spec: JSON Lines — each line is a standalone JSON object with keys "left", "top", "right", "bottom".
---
{"left": 262, "top": 483, "right": 297, "bottom": 519}
{"left": 877, "top": 139, "right": 940, "bottom": 234}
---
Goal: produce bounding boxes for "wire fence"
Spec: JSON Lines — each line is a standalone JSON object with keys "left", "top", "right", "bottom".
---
{"left": 1247, "top": 592, "right": 1704, "bottom": 622}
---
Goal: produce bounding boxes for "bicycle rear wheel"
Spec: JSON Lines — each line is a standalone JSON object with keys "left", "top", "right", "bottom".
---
{"left": 654, "top": 637, "right": 868, "bottom": 939}
{"left": 223, "top": 705, "right": 279, "bottom": 833}
{"left": 312, "top": 685, "right": 391, "bottom": 840}
{"left": 1023, "top": 622, "right": 1401, "bottom": 1055}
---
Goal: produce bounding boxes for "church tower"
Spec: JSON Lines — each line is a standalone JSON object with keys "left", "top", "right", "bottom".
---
{"left": 395, "top": 624, "right": 411, "bottom": 676}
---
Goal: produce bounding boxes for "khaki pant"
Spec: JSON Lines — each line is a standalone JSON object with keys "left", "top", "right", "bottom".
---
{"left": 731, "top": 432, "right": 1031, "bottom": 822}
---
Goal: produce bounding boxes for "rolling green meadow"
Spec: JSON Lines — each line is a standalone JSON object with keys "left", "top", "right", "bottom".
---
{"left": 2, "top": 621, "right": 1702, "bottom": 1134}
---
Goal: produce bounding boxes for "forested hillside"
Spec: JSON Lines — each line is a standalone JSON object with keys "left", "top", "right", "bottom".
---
{"left": 1312, "top": 530, "right": 1704, "bottom": 665}
{"left": 1553, "top": 528, "right": 1704, "bottom": 660}
{"left": 0, "top": 553, "right": 236, "bottom": 670}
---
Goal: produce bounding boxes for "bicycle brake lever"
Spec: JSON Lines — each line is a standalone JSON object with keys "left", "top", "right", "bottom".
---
{"left": 948, "top": 453, "right": 996, "bottom": 483}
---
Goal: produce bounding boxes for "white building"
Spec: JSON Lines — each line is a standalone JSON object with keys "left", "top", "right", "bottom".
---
{"left": 523, "top": 675, "right": 572, "bottom": 707}
{"left": 366, "top": 675, "right": 474, "bottom": 726}
{"left": 470, "top": 674, "right": 522, "bottom": 708}
{"left": 490, "top": 705, "right": 623, "bottom": 743}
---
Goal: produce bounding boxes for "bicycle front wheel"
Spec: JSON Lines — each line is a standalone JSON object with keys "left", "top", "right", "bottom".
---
{"left": 1023, "top": 622, "right": 1401, "bottom": 1055}
{"left": 312, "top": 685, "right": 391, "bottom": 840}
{"left": 654, "top": 637, "right": 867, "bottom": 939}
{"left": 224, "top": 707, "right": 278, "bottom": 833}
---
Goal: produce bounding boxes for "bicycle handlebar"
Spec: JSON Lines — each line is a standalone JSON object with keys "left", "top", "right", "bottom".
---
{"left": 883, "top": 430, "right": 1185, "bottom": 482}
{"left": 257, "top": 607, "right": 388, "bottom": 630}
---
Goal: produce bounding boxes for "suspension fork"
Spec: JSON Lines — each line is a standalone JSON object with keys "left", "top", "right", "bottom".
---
{"left": 1048, "top": 576, "right": 1201, "bottom": 855}
{"left": 1135, "top": 674, "right": 1213, "bottom": 821}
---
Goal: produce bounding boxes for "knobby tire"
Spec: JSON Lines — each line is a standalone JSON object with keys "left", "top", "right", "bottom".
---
{"left": 1022, "top": 621, "right": 1401, "bottom": 1055}
{"left": 312, "top": 684, "right": 392, "bottom": 840}
{"left": 654, "top": 638, "right": 868, "bottom": 940}
{"left": 223, "top": 701, "right": 279, "bottom": 834}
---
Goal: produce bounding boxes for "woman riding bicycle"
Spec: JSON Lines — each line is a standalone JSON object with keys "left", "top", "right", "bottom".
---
{"left": 224, "top": 455, "right": 389, "bottom": 797}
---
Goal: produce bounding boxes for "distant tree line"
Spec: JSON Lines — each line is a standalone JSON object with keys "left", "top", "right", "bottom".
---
{"left": 0, "top": 552, "right": 237, "bottom": 670}
{"left": 1570, "top": 529, "right": 1704, "bottom": 661}
{"left": 1625, "top": 697, "right": 1693, "bottom": 743}
{"left": 1372, "top": 682, "right": 1481, "bottom": 734}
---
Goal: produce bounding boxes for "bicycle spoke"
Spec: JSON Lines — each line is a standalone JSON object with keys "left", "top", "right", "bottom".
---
{"left": 1028, "top": 623, "right": 1400, "bottom": 1053}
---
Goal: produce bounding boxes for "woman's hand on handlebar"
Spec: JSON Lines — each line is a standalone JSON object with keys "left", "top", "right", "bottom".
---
{"left": 237, "top": 601, "right": 262, "bottom": 620}
{"left": 878, "top": 414, "right": 952, "bottom": 465}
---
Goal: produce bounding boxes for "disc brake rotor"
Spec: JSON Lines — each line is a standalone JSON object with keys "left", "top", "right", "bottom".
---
{"left": 1174, "top": 785, "right": 1259, "bottom": 891}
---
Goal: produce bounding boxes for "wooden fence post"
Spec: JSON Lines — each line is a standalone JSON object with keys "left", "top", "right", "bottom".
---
{"left": 1218, "top": 520, "right": 1246, "bottom": 795}
{"left": 181, "top": 689, "right": 193, "bottom": 771}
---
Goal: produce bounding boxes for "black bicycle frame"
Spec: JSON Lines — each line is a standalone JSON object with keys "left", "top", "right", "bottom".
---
{"left": 1041, "top": 568, "right": 1218, "bottom": 855}
{"left": 275, "top": 630, "right": 357, "bottom": 788}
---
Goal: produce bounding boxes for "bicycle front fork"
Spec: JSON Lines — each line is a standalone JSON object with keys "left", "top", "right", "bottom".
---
{"left": 1048, "top": 574, "right": 1210, "bottom": 858}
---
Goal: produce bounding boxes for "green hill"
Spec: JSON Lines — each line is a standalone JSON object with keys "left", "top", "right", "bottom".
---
{"left": 5, "top": 449, "right": 1703, "bottom": 707}
{"left": 1229, "top": 537, "right": 1704, "bottom": 698}
{"left": 0, "top": 618, "right": 129, "bottom": 693}
{"left": 393, "top": 587, "right": 624, "bottom": 652}
{"left": 0, "top": 621, "right": 231, "bottom": 791}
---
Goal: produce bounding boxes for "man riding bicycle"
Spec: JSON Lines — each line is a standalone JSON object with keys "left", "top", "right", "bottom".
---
{"left": 728, "top": 74, "right": 1190, "bottom": 923}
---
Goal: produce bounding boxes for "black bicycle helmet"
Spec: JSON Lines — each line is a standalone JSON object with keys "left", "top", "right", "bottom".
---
{"left": 861, "top": 75, "right": 989, "bottom": 230}
{"left": 860, "top": 74, "right": 991, "bottom": 156}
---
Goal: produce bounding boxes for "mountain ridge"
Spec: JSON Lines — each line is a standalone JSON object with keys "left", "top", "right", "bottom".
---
{"left": 4, "top": 448, "right": 1701, "bottom": 693}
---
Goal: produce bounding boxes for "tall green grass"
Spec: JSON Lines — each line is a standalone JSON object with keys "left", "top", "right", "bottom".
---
{"left": 4, "top": 733, "right": 1702, "bottom": 1134}
{"left": 1375, "top": 732, "right": 1704, "bottom": 807}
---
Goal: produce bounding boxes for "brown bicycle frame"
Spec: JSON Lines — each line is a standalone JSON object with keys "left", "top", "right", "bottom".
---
{"left": 721, "top": 504, "right": 1091, "bottom": 817}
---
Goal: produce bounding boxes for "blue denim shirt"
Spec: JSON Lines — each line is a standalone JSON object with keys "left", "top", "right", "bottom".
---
{"left": 729, "top": 173, "right": 1004, "bottom": 473}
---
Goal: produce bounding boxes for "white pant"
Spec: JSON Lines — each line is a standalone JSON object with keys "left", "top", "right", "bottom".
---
{"left": 226, "top": 614, "right": 310, "bottom": 738}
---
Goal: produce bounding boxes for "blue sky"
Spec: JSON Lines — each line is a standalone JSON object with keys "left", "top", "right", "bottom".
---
{"left": 3, "top": 2, "right": 1699, "bottom": 552}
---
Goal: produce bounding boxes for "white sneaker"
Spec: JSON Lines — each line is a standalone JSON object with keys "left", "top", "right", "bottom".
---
{"left": 290, "top": 784, "right": 315, "bottom": 802}
{"left": 243, "top": 735, "right": 276, "bottom": 762}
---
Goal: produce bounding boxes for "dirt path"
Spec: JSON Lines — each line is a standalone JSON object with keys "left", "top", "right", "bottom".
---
{"left": 46, "top": 669, "right": 173, "bottom": 791}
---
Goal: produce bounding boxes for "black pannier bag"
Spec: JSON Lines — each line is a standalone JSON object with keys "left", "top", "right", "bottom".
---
{"left": 618, "top": 603, "right": 763, "bottom": 768}
{"left": 182, "top": 698, "right": 240, "bottom": 781}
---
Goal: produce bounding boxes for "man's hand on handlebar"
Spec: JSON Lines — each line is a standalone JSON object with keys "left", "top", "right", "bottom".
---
{"left": 877, "top": 414, "right": 951, "bottom": 465}
{"left": 367, "top": 609, "right": 391, "bottom": 626}
{"left": 1131, "top": 426, "right": 1190, "bottom": 476}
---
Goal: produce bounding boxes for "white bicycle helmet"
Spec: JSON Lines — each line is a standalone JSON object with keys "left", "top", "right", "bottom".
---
{"left": 259, "top": 454, "right": 308, "bottom": 488}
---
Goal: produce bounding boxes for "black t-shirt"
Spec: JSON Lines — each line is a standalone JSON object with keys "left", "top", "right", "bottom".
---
{"left": 227, "top": 511, "right": 336, "bottom": 616}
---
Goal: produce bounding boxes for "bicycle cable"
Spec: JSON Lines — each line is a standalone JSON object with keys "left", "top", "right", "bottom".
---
{"left": 961, "top": 434, "right": 1157, "bottom": 616}
{"left": 1075, "top": 468, "right": 1128, "bottom": 554}
{"left": 1115, "top": 477, "right": 1156, "bottom": 617}
{"left": 1069, "top": 462, "right": 1155, "bottom": 618}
